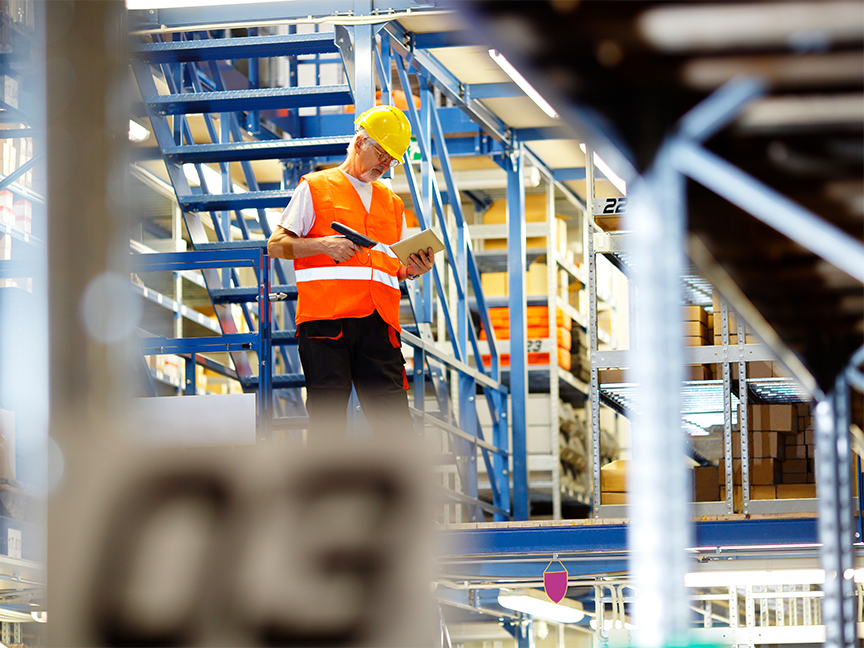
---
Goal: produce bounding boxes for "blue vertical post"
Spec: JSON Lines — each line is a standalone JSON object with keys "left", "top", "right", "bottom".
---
{"left": 259, "top": 249, "right": 272, "bottom": 442}
{"left": 419, "top": 81, "right": 434, "bottom": 324}
{"left": 506, "top": 142, "right": 529, "bottom": 521}
{"left": 248, "top": 27, "right": 260, "bottom": 135}
{"left": 185, "top": 354, "right": 196, "bottom": 395}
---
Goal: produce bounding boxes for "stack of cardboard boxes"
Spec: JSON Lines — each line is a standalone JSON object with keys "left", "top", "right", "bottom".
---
{"left": 600, "top": 459, "right": 721, "bottom": 505}
{"left": 479, "top": 306, "right": 572, "bottom": 371}
{"left": 719, "top": 403, "right": 817, "bottom": 507}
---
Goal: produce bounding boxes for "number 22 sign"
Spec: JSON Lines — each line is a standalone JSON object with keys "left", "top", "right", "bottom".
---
{"left": 592, "top": 197, "right": 627, "bottom": 216}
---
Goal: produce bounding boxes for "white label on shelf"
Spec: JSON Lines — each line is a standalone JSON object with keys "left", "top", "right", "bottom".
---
{"left": 7, "top": 528, "right": 21, "bottom": 559}
{"left": 592, "top": 196, "right": 627, "bottom": 216}
{"left": 2, "top": 76, "right": 18, "bottom": 110}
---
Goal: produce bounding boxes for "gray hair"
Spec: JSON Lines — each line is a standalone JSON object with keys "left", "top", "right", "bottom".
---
{"left": 349, "top": 127, "right": 378, "bottom": 154}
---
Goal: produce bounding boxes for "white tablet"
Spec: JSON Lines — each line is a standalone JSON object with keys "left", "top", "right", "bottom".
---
{"left": 389, "top": 229, "right": 445, "bottom": 265}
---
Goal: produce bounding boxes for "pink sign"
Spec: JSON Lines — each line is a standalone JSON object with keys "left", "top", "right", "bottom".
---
{"left": 543, "top": 568, "right": 568, "bottom": 603}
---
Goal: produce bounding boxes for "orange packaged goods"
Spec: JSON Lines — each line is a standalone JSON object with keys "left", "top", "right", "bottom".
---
{"left": 480, "top": 325, "right": 571, "bottom": 349}
{"left": 488, "top": 306, "right": 572, "bottom": 331}
{"left": 481, "top": 348, "right": 571, "bottom": 371}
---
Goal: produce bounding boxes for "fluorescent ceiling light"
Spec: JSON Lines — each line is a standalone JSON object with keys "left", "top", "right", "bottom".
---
{"left": 127, "top": 0, "right": 285, "bottom": 8}
{"left": 128, "top": 119, "right": 150, "bottom": 143}
{"left": 739, "top": 94, "right": 864, "bottom": 131}
{"left": 498, "top": 588, "right": 585, "bottom": 624}
{"left": 579, "top": 144, "right": 627, "bottom": 195}
{"left": 685, "top": 569, "right": 827, "bottom": 588}
{"left": 638, "top": 2, "right": 864, "bottom": 53}
{"left": 488, "top": 50, "right": 559, "bottom": 120}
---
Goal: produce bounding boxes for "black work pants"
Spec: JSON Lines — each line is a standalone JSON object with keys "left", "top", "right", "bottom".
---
{"left": 297, "top": 311, "right": 413, "bottom": 437}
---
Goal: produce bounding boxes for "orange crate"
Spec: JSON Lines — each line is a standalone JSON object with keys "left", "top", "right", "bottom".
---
{"left": 488, "top": 306, "right": 572, "bottom": 331}
{"left": 481, "top": 348, "right": 571, "bottom": 370}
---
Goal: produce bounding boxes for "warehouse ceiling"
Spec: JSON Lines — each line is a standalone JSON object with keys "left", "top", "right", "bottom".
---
{"left": 458, "top": 0, "right": 864, "bottom": 395}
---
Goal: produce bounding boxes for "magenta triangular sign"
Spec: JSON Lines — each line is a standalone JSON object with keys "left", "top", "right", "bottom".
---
{"left": 543, "top": 569, "right": 568, "bottom": 604}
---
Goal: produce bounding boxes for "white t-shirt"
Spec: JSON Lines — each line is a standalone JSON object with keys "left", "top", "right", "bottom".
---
{"left": 278, "top": 168, "right": 408, "bottom": 239}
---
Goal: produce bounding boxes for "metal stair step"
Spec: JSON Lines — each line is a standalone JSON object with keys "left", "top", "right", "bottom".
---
{"left": 165, "top": 136, "right": 353, "bottom": 163}
{"left": 180, "top": 189, "right": 294, "bottom": 212}
{"left": 241, "top": 373, "right": 305, "bottom": 390}
{"left": 271, "top": 330, "right": 299, "bottom": 346}
{"left": 194, "top": 240, "right": 267, "bottom": 250}
{"left": 147, "top": 85, "right": 353, "bottom": 115}
{"left": 135, "top": 32, "right": 338, "bottom": 63}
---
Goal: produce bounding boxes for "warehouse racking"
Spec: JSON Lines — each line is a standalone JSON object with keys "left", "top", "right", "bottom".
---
{"left": 0, "top": 0, "right": 862, "bottom": 646}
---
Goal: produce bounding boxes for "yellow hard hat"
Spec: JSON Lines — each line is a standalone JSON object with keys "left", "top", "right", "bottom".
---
{"left": 354, "top": 105, "right": 412, "bottom": 160}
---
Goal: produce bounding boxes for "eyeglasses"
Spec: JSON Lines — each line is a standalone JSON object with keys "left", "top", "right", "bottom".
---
{"left": 368, "top": 140, "right": 400, "bottom": 169}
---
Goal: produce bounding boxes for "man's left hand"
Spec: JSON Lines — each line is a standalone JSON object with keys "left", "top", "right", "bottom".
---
{"left": 407, "top": 247, "right": 435, "bottom": 277}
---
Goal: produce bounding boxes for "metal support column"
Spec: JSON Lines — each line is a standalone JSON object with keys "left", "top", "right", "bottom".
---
{"left": 506, "top": 142, "right": 529, "bottom": 521}
{"left": 627, "top": 142, "right": 691, "bottom": 647}
{"left": 546, "top": 179, "right": 561, "bottom": 520}
{"left": 586, "top": 145, "right": 601, "bottom": 516}
{"left": 816, "top": 376, "right": 857, "bottom": 648}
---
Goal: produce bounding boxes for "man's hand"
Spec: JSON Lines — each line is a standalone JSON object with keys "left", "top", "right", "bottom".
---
{"left": 406, "top": 247, "right": 435, "bottom": 277}
{"left": 322, "top": 235, "right": 359, "bottom": 263}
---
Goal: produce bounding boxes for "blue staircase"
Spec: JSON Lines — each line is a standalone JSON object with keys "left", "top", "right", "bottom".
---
{"left": 131, "top": 25, "right": 512, "bottom": 521}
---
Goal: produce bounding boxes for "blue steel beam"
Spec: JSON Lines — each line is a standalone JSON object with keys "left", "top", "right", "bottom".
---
{"left": 441, "top": 518, "right": 819, "bottom": 558}
{"left": 465, "top": 83, "right": 521, "bottom": 99}
{"left": 135, "top": 32, "right": 338, "bottom": 63}
{"left": 413, "top": 31, "right": 473, "bottom": 50}
{"left": 179, "top": 189, "right": 294, "bottom": 212}
{"left": 240, "top": 373, "right": 306, "bottom": 389}
{"left": 139, "top": 334, "right": 260, "bottom": 355}
{"left": 383, "top": 21, "right": 511, "bottom": 143}
{"left": 147, "top": 85, "right": 353, "bottom": 116}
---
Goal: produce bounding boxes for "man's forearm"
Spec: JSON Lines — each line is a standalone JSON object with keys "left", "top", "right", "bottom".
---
{"left": 268, "top": 228, "right": 325, "bottom": 260}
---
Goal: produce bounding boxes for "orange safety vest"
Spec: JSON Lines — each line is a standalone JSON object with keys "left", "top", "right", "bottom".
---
{"left": 294, "top": 167, "right": 404, "bottom": 332}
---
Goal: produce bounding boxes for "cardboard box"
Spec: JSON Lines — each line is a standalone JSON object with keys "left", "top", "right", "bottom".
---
{"left": 720, "top": 485, "right": 743, "bottom": 510}
{"left": 776, "top": 483, "right": 816, "bottom": 499}
{"left": 752, "top": 431, "right": 783, "bottom": 458}
{"left": 783, "top": 459, "right": 807, "bottom": 474}
{"left": 601, "top": 492, "right": 628, "bottom": 505}
{"left": 786, "top": 444, "right": 807, "bottom": 460}
{"left": 684, "top": 335, "right": 708, "bottom": 347}
{"left": 600, "top": 459, "right": 628, "bottom": 492}
{"left": 481, "top": 272, "right": 508, "bottom": 297}
{"left": 747, "top": 361, "right": 774, "bottom": 379}
{"left": 805, "top": 429, "right": 814, "bottom": 444}
{"left": 782, "top": 473, "right": 809, "bottom": 484}
{"left": 599, "top": 369, "right": 628, "bottom": 384}
{"left": 752, "top": 485, "right": 776, "bottom": 500}
{"left": 483, "top": 195, "right": 569, "bottom": 253}
{"left": 748, "top": 404, "right": 797, "bottom": 432}
{"left": 752, "top": 458, "right": 782, "bottom": 485}
{"left": 694, "top": 465, "right": 720, "bottom": 502}
{"left": 682, "top": 305, "right": 708, "bottom": 325}
{"left": 682, "top": 320, "right": 708, "bottom": 337}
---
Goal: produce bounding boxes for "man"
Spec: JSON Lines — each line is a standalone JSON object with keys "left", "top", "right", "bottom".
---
{"left": 268, "top": 105, "right": 435, "bottom": 436}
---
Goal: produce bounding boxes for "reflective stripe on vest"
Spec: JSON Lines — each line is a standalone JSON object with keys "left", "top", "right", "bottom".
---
{"left": 295, "top": 265, "right": 398, "bottom": 290}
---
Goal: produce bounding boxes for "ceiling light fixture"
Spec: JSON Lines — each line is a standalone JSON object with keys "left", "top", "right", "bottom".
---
{"left": 127, "top": 0, "right": 285, "bottom": 8}
{"left": 579, "top": 143, "right": 627, "bottom": 195}
{"left": 498, "top": 588, "right": 585, "bottom": 624}
{"left": 685, "top": 569, "right": 827, "bottom": 588}
{"left": 128, "top": 119, "right": 150, "bottom": 143}
{"left": 488, "top": 50, "right": 559, "bottom": 120}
